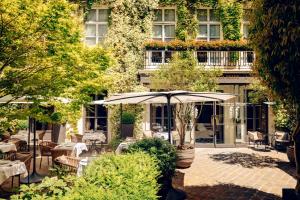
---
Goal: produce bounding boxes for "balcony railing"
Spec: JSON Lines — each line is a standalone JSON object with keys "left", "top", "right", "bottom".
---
{"left": 144, "top": 50, "right": 254, "bottom": 71}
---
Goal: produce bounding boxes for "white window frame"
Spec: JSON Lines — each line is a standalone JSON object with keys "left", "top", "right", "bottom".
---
{"left": 85, "top": 7, "right": 109, "bottom": 46}
{"left": 196, "top": 8, "right": 222, "bottom": 41}
{"left": 149, "top": 50, "right": 174, "bottom": 65}
{"left": 152, "top": 7, "right": 176, "bottom": 41}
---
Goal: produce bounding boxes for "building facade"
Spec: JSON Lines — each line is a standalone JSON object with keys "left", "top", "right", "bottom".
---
{"left": 78, "top": 3, "right": 275, "bottom": 146}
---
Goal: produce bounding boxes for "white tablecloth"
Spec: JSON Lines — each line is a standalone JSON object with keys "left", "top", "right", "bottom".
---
{"left": 153, "top": 132, "right": 169, "bottom": 140}
{"left": 55, "top": 142, "right": 88, "bottom": 157}
{"left": 115, "top": 140, "right": 136, "bottom": 154}
{"left": 0, "top": 142, "right": 17, "bottom": 153}
{"left": 0, "top": 160, "right": 28, "bottom": 185}
{"left": 82, "top": 132, "right": 106, "bottom": 143}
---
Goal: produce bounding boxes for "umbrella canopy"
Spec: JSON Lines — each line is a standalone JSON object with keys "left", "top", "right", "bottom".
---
{"left": 101, "top": 91, "right": 236, "bottom": 144}
{"left": 103, "top": 91, "right": 235, "bottom": 105}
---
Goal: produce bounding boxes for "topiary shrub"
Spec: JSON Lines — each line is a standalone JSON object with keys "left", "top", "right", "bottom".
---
{"left": 127, "top": 138, "right": 177, "bottom": 199}
{"left": 121, "top": 112, "right": 135, "bottom": 124}
{"left": 127, "top": 138, "right": 176, "bottom": 178}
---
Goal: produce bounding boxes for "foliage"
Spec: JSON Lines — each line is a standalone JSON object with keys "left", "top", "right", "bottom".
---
{"left": 145, "top": 39, "right": 251, "bottom": 50}
{"left": 80, "top": 152, "right": 159, "bottom": 200}
{"left": 273, "top": 103, "right": 296, "bottom": 132}
{"left": 150, "top": 52, "right": 221, "bottom": 146}
{"left": 247, "top": 79, "right": 270, "bottom": 104}
{"left": 250, "top": 0, "right": 300, "bottom": 192}
{"left": 121, "top": 112, "right": 135, "bottom": 124}
{"left": 11, "top": 176, "right": 76, "bottom": 200}
{"left": 108, "top": 136, "right": 123, "bottom": 150}
{"left": 13, "top": 153, "right": 159, "bottom": 200}
{"left": 218, "top": 1, "right": 242, "bottom": 40}
{"left": 0, "top": 0, "right": 113, "bottom": 129}
{"left": 250, "top": 0, "right": 300, "bottom": 115}
{"left": 127, "top": 138, "right": 177, "bottom": 178}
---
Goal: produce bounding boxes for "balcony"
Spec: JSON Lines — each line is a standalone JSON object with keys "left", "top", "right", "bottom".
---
{"left": 144, "top": 50, "right": 255, "bottom": 71}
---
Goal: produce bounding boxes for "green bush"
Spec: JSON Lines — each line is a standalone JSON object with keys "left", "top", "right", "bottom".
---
{"left": 108, "top": 136, "right": 123, "bottom": 151}
{"left": 12, "top": 152, "right": 159, "bottom": 200}
{"left": 121, "top": 112, "right": 135, "bottom": 124}
{"left": 11, "top": 176, "right": 75, "bottom": 200}
{"left": 127, "top": 138, "right": 176, "bottom": 178}
{"left": 80, "top": 152, "right": 159, "bottom": 200}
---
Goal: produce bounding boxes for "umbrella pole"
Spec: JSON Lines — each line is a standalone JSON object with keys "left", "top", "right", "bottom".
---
{"left": 21, "top": 118, "right": 44, "bottom": 184}
{"left": 167, "top": 95, "right": 172, "bottom": 144}
{"left": 27, "top": 117, "right": 31, "bottom": 151}
{"left": 120, "top": 104, "right": 123, "bottom": 138}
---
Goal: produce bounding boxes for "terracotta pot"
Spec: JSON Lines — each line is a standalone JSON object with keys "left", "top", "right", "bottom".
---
{"left": 176, "top": 148, "right": 195, "bottom": 168}
{"left": 287, "top": 146, "right": 295, "bottom": 165}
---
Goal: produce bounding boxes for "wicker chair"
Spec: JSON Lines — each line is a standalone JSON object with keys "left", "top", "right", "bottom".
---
{"left": 51, "top": 148, "right": 72, "bottom": 165}
{"left": 0, "top": 150, "right": 16, "bottom": 160}
{"left": 39, "top": 141, "right": 57, "bottom": 168}
{"left": 16, "top": 152, "right": 33, "bottom": 172}
{"left": 54, "top": 156, "right": 81, "bottom": 173}
{"left": 71, "top": 134, "right": 83, "bottom": 143}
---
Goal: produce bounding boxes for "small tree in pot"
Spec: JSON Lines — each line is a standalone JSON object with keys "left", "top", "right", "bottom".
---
{"left": 151, "top": 51, "right": 221, "bottom": 168}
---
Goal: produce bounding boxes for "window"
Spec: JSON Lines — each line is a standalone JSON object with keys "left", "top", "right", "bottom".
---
{"left": 242, "top": 9, "right": 251, "bottom": 39}
{"left": 151, "top": 104, "right": 175, "bottom": 131}
{"left": 197, "top": 9, "right": 221, "bottom": 41}
{"left": 150, "top": 51, "right": 173, "bottom": 64}
{"left": 85, "top": 9, "right": 109, "bottom": 46}
{"left": 152, "top": 8, "right": 176, "bottom": 41}
{"left": 197, "top": 52, "right": 208, "bottom": 63}
{"left": 85, "top": 94, "right": 108, "bottom": 138}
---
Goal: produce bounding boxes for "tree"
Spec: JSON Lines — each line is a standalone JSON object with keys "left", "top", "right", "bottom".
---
{"left": 0, "top": 0, "right": 113, "bottom": 129}
{"left": 150, "top": 52, "right": 221, "bottom": 147}
{"left": 250, "top": 0, "right": 300, "bottom": 192}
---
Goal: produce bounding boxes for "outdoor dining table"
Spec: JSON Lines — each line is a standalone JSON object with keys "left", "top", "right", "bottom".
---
{"left": 82, "top": 132, "right": 106, "bottom": 151}
{"left": 0, "top": 142, "right": 17, "bottom": 153}
{"left": 0, "top": 160, "right": 27, "bottom": 185}
{"left": 54, "top": 142, "right": 88, "bottom": 157}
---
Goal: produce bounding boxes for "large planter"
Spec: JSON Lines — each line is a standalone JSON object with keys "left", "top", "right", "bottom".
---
{"left": 287, "top": 146, "right": 295, "bottom": 165}
{"left": 121, "top": 124, "right": 134, "bottom": 139}
{"left": 176, "top": 147, "right": 195, "bottom": 168}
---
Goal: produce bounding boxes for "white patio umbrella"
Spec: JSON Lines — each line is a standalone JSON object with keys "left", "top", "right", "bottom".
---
{"left": 100, "top": 91, "right": 236, "bottom": 143}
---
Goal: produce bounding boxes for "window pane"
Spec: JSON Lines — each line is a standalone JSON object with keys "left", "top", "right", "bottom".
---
{"left": 85, "top": 24, "right": 96, "bottom": 36}
{"left": 85, "top": 37, "right": 96, "bottom": 46}
{"left": 198, "top": 25, "right": 208, "bottom": 38}
{"left": 97, "top": 105, "right": 107, "bottom": 117}
{"left": 210, "top": 9, "right": 219, "bottom": 21}
{"left": 209, "top": 25, "right": 220, "bottom": 38}
{"left": 98, "top": 9, "right": 109, "bottom": 22}
{"left": 197, "top": 52, "right": 208, "bottom": 63}
{"left": 151, "top": 52, "right": 162, "bottom": 63}
{"left": 197, "top": 9, "right": 207, "bottom": 21}
{"left": 243, "top": 24, "right": 249, "bottom": 39}
{"left": 165, "top": 25, "right": 175, "bottom": 38}
{"left": 164, "top": 9, "right": 175, "bottom": 21}
{"left": 154, "top": 9, "right": 162, "bottom": 21}
{"left": 87, "top": 9, "right": 96, "bottom": 21}
{"left": 97, "top": 118, "right": 107, "bottom": 131}
{"left": 98, "top": 24, "right": 108, "bottom": 37}
{"left": 152, "top": 25, "right": 162, "bottom": 38}
{"left": 165, "top": 51, "right": 172, "bottom": 63}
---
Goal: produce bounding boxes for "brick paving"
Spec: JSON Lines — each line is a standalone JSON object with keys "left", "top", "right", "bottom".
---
{"left": 173, "top": 148, "right": 297, "bottom": 200}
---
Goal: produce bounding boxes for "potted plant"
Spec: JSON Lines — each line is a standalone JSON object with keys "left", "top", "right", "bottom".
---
{"left": 150, "top": 52, "right": 221, "bottom": 169}
{"left": 121, "top": 112, "right": 135, "bottom": 139}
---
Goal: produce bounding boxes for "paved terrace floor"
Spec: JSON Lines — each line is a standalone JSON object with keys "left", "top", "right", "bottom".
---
{"left": 173, "top": 148, "right": 297, "bottom": 200}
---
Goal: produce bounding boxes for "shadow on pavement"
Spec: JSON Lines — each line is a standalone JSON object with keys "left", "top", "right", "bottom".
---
{"left": 184, "top": 183, "right": 281, "bottom": 200}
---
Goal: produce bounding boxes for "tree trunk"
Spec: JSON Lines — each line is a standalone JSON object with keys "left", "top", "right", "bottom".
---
{"left": 292, "top": 121, "right": 300, "bottom": 194}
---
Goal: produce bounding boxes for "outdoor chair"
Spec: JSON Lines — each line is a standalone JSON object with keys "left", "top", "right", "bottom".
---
{"left": 248, "top": 131, "right": 267, "bottom": 149}
{"left": 50, "top": 148, "right": 72, "bottom": 165}
{"left": 272, "top": 131, "right": 290, "bottom": 150}
{"left": 0, "top": 150, "right": 16, "bottom": 160}
{"left": 13, "top": 152, "right": 33, "bottom": 186}
{"left": 39, "top": 141, "right": 57, "bottom": 168}
{"left": 54, "top": 156, "right": 80, "bottom": 173}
